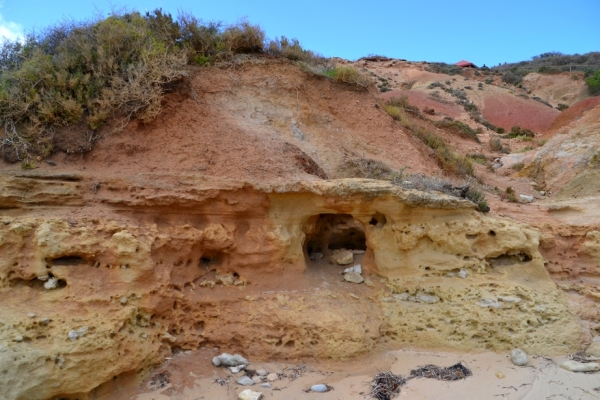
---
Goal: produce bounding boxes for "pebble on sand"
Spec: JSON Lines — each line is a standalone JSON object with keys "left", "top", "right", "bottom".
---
{"left": 510, "top": 349, "right": 528, "bottom": 366}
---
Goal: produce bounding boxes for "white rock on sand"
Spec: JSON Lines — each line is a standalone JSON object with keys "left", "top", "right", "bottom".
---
{"left": 236, "top": 376, "right": 255, "bottom": 386}
{"left": 238, "top": 389, "right": 263, "bottom": 400}
{"left": 510, "top": 349, "right": 528, "bottom": 366}
{"left": 559, "top": 360, "right": 600, "bottom": 372}
{"left": 310, "top": 384, "right": 329, "bottom": 392}
{"left": 212, "top": 353, "right": 248, "bottom": 367}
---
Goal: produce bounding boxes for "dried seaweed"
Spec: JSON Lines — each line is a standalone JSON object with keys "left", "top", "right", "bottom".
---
{"left": 370, "top": 371, "right": 406, "bottom": 400}
{"left": 410, "top": 362, "right": 472, "bottom": 381}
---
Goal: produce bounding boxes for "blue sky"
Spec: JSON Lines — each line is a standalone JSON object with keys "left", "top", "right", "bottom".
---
{"left": 1, "top": 0, "right": 598, "bottom": 67}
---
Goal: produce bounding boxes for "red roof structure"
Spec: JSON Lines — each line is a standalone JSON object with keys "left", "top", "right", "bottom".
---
{"left": 455, "top": 60, "right": 478, "bottom": 68}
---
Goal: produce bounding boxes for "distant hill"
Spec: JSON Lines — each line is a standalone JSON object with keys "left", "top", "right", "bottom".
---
{"left": 491, "top": 51, "right": 600, "bottom": 74}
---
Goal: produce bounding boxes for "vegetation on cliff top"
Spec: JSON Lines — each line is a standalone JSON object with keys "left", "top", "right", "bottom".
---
{"left": 0, "top": 9, "right": 368, "bottom": 164}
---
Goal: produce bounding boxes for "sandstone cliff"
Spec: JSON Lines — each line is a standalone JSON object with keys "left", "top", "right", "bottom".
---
{"left": 0, "top": 174, "right": 581, "bottom": 399}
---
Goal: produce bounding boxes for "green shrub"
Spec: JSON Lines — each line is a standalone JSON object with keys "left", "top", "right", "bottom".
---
{"left": 467, "top": 153, "right": 487, "bottom": 164}
{"left": 328, "top": 66, "right": 371, "bottom": 88}
{"left": 223, "top": 21, "right": 264, "bottom": 53}
{"left": 503, "top": 126, "right": 535, "bottom": 139}
{"left": 434, "top": 119, "right": 480, "bottom": 143}
{"left": 502, "top": 187, "right": 518, "bottom": 202}
{"left": 489, "top": 136, "right": 508, "bottom": 153}
{"left": 502, "top": 71, "right": 523, "bottom": 85}
{"left": 586, "top": 70, "right": 600, "bottom": 95}
{"left": 388, "top": 95, "right": 420, "bottom": 114}
{"left": 465, "top": 187, "right": 489, "bottom": 212}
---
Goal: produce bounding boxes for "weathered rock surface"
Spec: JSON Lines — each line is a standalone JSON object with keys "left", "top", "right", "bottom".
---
{"left": 0, "top": 176, "right": 582, "bottom": 399}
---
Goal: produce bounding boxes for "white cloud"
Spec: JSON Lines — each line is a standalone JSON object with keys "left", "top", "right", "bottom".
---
{"left": 0, "top": 13, "right": 22, "bottom": 42}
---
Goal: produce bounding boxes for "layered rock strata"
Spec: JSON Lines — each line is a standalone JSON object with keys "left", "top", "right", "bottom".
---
{"left": 0, "top": 174, "right": 581, "bottom": 399}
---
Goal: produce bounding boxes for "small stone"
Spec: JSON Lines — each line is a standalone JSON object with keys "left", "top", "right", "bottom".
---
{"left": 236, "top": 376, "right": 255, "bottom": 386}
{"left": 44, "top": 278, "right": 58, "bottom": 290}
{"left": 364, "top": 278, "right": 374, "bottom": 287}
{"left": 260, "top": 383, "right": 272, "bottom": 388}
{"left": 457, "top": 269, "right": 468, "bottom": 279}
{"left": 309, "top": 253, "right": 323, "bottom": 261}
{"left": 330, "top": 250, "right": 353, "bottom": 265}
{"left": 13, "top": 335, "right": 23, "bottom": 342}
{"left": 352, "top": 249, "right": 365, "bottom": 255}
{"left": 266, "top": 373, "right": 278, "bottom": 382}
{"left": 344, "top": 271, "right": 364, "bottom": 284}
{"left": 120, "top": 264, "right": 129, "bottom": 269}
{"left": 37, "top": 275, "right": 50, "bottom": 281}
{"left": 519, "top": 194, "right": 534, "bottom": 203}
{"left": 39, "top": 318, "right": 51, "bottom": 325}
{"left": 120, "top": 296, "right": 128, "bottom": 305}
{"left": 349, "top": 293, "right": 359, "bottom": 300}
{"left": 199, "top": 280, "right": 215, "bottom": 288}
{"left": 310, "top": 384, "right": 329, "bottom": 392}
{"left": 238, "top": 389, "right": 262, "bottom": 400}
{"left": 256, "top": 369, "right": 267, "bottom": 376}
{"left": 28, "top": 313, "right": 36, "bottom": 318}
{"left": 560, "top": 360, "right": 600, "bottom": 372}
{"left": 212, "top": 356, "right": 221, "bottom": 367}
{"left": 343, "top": 264, "right": 362, "bottom": 274}
{"left": 495, "top": 372, "right": 505, "bottom": 379}
{"left": 252, "top": 375, "right": 262, "bottom": 384}
{"left": 214, "top": 353, "right": 249, "bottom": 367}
{"left": 229, "top": 365, "right": 246, "bottom": 373}
{"left": 510, "top": 349, "right": 528, "bottom": 366}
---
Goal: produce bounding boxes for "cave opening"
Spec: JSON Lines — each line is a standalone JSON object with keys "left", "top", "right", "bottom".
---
{"left": 303, "top": 214, "right": 367, "bottom": 265}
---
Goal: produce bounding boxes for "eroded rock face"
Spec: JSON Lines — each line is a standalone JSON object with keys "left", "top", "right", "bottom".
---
{"left": 0, "top": 176, "right": 581, "bottom": 399}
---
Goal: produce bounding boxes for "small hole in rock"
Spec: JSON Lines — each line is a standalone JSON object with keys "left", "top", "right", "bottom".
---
{"left": 488, "top": 230, "right": 496, "bottom": 237}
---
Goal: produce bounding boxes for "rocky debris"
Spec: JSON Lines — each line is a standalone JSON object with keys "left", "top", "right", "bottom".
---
{"left": 266, "top": 373, "right": 279, "bottom": 382}
{"left": 310, "top": 384, "right": 330, "bottom": 392}
{"left": 330, "top": 249, "right": 353, "bottom": 265}
{"left": 251, "top": 375, "right": 262, "bottom": 384}
{"left": 68, "top": 326, "right": 88, "bottom": 341}
{"left": 215, "top": 273, "right": 235, "bottom": 286}
{"left": 520, "top": 194, "right": 534, "bottom": 203}
{"left": 344, "top": 271, "right": 364, "bottom": 284}
{"left": 309, "top": 252, "right": 323, "bottom": 261}
{"left": 238, "top": 389, "right": 263, "bottom": 400}
{"left": 559, "top": 360, "right": 600, "bottom": 372}
{"left": 236, "top": 376, "right": 255, "bottom": 386}
{"left": 212, "top": 353, "right": 248, "bottom": 368}
{"left": 510, "top": 349, "right": 528, "bottom": 366}
{"left": 457, "top": 269, "right": 468, "bottom": 279}
{"left": 260, "top": 383, "right": 272, "bottom": 388}
{"left": 352, "top": 250, "right": 365, "bottom": 255}
{"left": 256, "top": 369, "right": 267, "bottom": 376}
